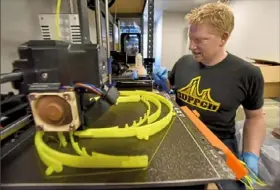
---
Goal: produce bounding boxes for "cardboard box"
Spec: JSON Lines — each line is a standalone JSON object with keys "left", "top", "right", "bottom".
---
{"left": 264, "top": 83, "right": 280, "bottom": 98}
{"left": 253, "top": 63, "right": 280, "bottom": 83}
{"left": 248, "top": 58, "right": 280, "bottom": 98}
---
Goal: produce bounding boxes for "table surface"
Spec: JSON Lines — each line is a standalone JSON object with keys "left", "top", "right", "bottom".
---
{"left": 1, "top": 93, "right": 235, "bottom": 189}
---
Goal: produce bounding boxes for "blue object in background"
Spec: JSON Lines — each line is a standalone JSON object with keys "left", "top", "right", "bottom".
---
{"left": 108, "top": 57, "right": 113, "bottom": 74}
{"left": 131, "top": 70, "right": 138, "bottom": 79}
{"left": 153, "top": 66, "right": 169, "bottom": 92}
{"left": 108, "top": 81, "right": 117, "bottom": 88}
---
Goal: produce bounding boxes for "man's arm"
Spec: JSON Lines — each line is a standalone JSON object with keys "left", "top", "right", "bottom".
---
{"left": 243, "top": 108, "right": 265, "bottom": 157}
{"left": 241, "top": 66, "right": 265, "bottom": 174}
{"left": 241, "top": 66, "right": 265, "bottom": 157}
{"left": 167, "top": 62, "right": 177, "bottom": 90}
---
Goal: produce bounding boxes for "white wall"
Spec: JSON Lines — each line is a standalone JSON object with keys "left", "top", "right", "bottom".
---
{"left": 161, "top": 12, "right": 189, "bottom": 70}
{"left": 226, "top": 0, "right": 280, "bottom": 62}
{"left": 156, "top": 0, "right": 280, "bottom": 70}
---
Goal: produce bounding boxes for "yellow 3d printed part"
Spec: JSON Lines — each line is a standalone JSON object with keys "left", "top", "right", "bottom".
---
{"left": 90, "top": 94, "right": 151, "bottom": 128}
{"left": 34, "top": 91, "right": 175, "bottom": 176}
{"left": 74, "top": 91, "right": 175, "bottom": 140}
{"left": 117, "top": 95, "right": 140, "bottom": 103}
{"left": 239, "top": 160, "right": 266, "bottom": 190}
{"left": 90, "top": 92, "right": 163, "bottom": 128}
{"left": 69, "top": 132, "right": 89, "bottom": 157}
{"left": 35, "top": 132, "right": 148, "bottom": 176}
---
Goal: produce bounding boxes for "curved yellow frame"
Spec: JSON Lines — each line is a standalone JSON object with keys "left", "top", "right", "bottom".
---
{"left": 74, "top": 91, "right": 175, "bottom": 140}
{"left": 91, "top": 94, "right": 152, "bottom": 128}
{"left": 34, "top": 90, "right": 175, "bottom": 176}
{"left": 35, "top": 132, "right": 148, "bottom": 176}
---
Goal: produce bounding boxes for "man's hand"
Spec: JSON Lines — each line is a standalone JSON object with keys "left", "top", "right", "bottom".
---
{"left": 241, "top": 152, "right": 259, "bottom": 175}
{"left": 242, "top": 108, "right": 266, "bottom": 175}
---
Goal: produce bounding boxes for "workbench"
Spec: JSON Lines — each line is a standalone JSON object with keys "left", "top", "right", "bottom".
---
{"left": 1, "top": 93, "right": 235, "bottom": 190}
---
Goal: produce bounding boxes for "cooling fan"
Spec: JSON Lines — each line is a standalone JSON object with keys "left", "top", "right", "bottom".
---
{"left": 28, "top": 91, "right": 81, "bottom": 132}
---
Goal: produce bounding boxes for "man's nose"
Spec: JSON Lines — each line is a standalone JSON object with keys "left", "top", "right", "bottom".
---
{"left": 189, "top": 40, "right": 197, "bottom": 50}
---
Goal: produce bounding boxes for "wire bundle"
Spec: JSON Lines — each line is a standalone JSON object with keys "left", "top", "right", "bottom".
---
{"left": 60, "top": 83, "right": 104, "bottom": 96}
{"left": 74, "top": 83, "right": 104, "bottom": 96}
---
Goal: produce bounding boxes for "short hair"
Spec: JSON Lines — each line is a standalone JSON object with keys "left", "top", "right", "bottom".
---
{"left": 185, "top": 2, "right": 234, "bottom": 35}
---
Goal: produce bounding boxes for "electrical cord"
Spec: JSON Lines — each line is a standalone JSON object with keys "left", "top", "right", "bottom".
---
{"left": 60, "top": 83, "right": 103, "bottom": 96}
{"left": 86, "top": 84, "right": 103, "bottom": 95}
{"left": 75, "top": 83, "right": 103, "bottom": 96}
{"left": 55, "top": 0, "right": 62, "bottom": 40}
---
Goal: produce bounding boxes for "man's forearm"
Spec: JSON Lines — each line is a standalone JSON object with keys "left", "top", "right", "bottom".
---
{"left": 242, "top": 116, "right": 266, "bottom": 157}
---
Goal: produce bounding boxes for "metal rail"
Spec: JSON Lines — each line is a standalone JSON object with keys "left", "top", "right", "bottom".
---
{"left": 105, "top": 0, "right": 112, "bottom": 85}
{"left": 77, "top": 0, "right": 91, "bottom": 44}
{"left": 0, "top": 115, "right": 33, "bottom": 141}
{"left": 1, "top": 124, "right": 35, "bottom": 159}
{"left": 1, "top": 103, "right": 29, "bottom": 117}
{"left": 95, "top": 0, "right": 102, "bottom": 45}
{"left": 0, "top": 72, "right": 22, "bottom": 84}
{"left": 1, "top": 94, "right": 25, "bottom": 106}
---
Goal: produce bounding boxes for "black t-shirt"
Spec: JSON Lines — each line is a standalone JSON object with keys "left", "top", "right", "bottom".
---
{"left": 169, "top": 53, "right": 264, "bottom": 139}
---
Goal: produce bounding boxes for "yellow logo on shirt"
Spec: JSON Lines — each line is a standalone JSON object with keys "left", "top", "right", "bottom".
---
{"left": 177, "top": 76, "right": 220, "bottom": 112}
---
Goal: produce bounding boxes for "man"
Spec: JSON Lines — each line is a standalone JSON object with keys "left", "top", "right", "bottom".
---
{"left": 154, "top": 2, "right": 266, "bottom": 190}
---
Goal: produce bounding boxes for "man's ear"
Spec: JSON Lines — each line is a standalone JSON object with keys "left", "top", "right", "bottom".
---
{"left": 220, "top": 32, "right": 230, "bottom": 46}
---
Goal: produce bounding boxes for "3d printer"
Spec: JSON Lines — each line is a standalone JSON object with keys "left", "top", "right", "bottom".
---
{"left": 0, "top": 0, "right": 120, "bottom": 145}
{"left": 2, "top": 40, "right": 119, "bottom": 133}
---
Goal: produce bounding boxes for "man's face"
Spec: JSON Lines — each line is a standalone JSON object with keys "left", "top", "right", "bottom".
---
{"left": 189, "top": 23, "right": 226, "bottom": 63}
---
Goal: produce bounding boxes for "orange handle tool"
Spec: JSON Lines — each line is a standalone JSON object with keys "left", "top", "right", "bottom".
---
{"left": 181, "top": 106, "right": 248, "bottom": 180}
